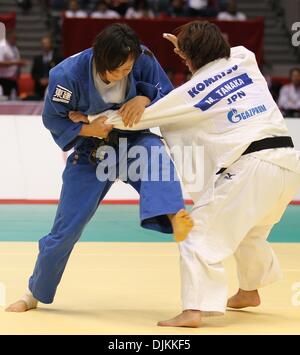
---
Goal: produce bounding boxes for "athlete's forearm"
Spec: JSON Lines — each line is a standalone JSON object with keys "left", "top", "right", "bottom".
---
{"left": 79, "top": 123, "right": 94, "bottom": 137}
{"left": 78, "top": 117, "right": 113, "bottom": 138}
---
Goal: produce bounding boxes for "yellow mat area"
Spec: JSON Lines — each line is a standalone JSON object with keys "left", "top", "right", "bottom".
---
{"left": 0, "top": 243, "right": 299, "bottom": 335}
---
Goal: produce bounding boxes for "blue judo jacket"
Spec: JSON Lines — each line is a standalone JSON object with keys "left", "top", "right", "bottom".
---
{"left": 42, "top": 46, "right": 174, "bottom": 151}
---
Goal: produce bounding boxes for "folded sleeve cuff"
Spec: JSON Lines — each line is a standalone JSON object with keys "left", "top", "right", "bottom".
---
{"left": 56, "top": 122, "right": 83, "bottom": 151}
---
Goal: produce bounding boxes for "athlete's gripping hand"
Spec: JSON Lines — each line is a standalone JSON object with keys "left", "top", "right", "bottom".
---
{"left": 75, "top": 113, "right": 113, "bottom": 139}
{"left": 163, "top": 33, "right": 186, "bottom": 60}
{"left": 90, "top": 116, "right": 113, "bottom": 138}
{"left": 69, "top": 111, "right": 89, "bottom": 123}
{"left": 119, "top": 96, "right": 151, "bottom": 128}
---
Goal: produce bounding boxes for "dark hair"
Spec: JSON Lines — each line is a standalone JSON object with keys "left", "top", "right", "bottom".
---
{"left": 289, "top": 67, "right": 300, "bottom": 77}
{"left": 93, "top": 23, "right": 142, "bottom": 74}
{"left": 175, "top": 21, "right": 231, "bottom": 71}
{"left": 133, "top": 0, "right": 149, "bottom": 11}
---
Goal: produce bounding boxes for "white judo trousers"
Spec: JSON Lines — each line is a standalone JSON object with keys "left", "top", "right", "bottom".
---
{"left": 90, "top": 46, "right": 300, "bottom": 314}
{"left": 180, "top": 153, "right": 300, "bottom": 314}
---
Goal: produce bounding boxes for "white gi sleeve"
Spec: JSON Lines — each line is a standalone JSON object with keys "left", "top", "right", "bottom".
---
{"left": 88, "top": 84, "right": 198, "bottom": 131}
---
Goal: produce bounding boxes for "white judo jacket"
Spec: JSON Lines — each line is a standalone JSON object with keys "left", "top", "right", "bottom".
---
{"left": 90, "top": 46, "right": 300, "bottom": 205}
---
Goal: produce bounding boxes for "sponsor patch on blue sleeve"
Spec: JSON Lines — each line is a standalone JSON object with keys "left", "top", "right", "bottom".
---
{"left": 52, "top": 84, "right": 72, "bottom": 104}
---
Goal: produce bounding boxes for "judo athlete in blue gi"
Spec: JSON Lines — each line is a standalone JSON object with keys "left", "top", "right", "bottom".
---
{"left": 6, "top": 24, "right": 193, "bottom": 312}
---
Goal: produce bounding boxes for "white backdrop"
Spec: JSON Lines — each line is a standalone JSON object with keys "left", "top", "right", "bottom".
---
{"left": 0, "top": 115, "right": 299, "bottom": 201}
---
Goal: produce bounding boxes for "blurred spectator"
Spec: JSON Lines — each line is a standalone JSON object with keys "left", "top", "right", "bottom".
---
{"left": 78, "top": 0, "right": 93, "bottom": 9}
{"left": 218, "top": 0, "right": 229, "bottom": 11}
{"left": 200, "top": 0, "right": 219, "bottom": 17}
{"left": 150, "top": 0, "right": 170, "bottom": 16}
{"left": 217, "top": 0, "right": 246, "bottom": 21}
{"left": 125, "top": 0, "right": 154, "bottom": 18}
{"left": 16, "top": 0, "right": 32, "bottom": 12}
{"left": 50, "top": 0, "right": 68, "bottom": 10}
{"left": 110, "top": 0, "right": 130, "bottom": 16}
{"left": 188, "top": 0, "right": 207, "bottom": 17}
{"left": 0, "top": 30, "right": 27, "bottom": 99}
{"left": 167, "top": 0, "right": 189, "bottom": 17}
{"left": 278, "top": 68, "right": 300, "bottom": 118}
{"left": 91, "top": 1, "right": 121, "bottom": 18}
{"left": 65, "top": 0, "right": 88, "bottom": 18}
{"left": 31, "top": 36, "right": 63, "bottom": 100}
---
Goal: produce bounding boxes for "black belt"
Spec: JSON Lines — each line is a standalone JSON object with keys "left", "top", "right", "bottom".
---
{"left": 217, "top": 136, "right": 294, "bottom": 175}
{"left": 87, "top": 129, "right": 162, "bottom": 165}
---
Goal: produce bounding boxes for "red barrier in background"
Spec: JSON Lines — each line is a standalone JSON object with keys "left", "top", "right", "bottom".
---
{"left": 63, "top": 17, "right": 264, "bottom": 71}
{"left": 0, "top": 12, "right": 16, "bottom": 30}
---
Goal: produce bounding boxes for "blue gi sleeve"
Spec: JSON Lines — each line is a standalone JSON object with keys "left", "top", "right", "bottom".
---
{"left": 42, "top": 67, "right": 83, "bottom": 151}
{"left": 135, "top": 50, "right": 174, "bottom": 105}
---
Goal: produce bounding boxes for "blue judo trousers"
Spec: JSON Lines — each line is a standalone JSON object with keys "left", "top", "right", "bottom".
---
{"left": 28, "top": 47, "right": 184, "bottom": 303}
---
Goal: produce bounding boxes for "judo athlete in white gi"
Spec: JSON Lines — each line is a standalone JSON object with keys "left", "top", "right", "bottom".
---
{"left": 6, "top": 24, "right": 193, "bottom": 313}
{"left": 78, "top": 21, "right": 300, "bottom": 327}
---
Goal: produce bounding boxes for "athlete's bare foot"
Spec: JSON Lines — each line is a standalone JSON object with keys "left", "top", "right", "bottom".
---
{"left": 6, "top": 293, "right": 38, "bottom": 312}
{"left": 227, "top": 289, "right": 261, "bottom": 309}
{"left": 169, "top": 209, "right": 194, "bottom": 242}
{"left": 5, "top": 301, "right": 31, "bottom": 312}
{"left": 158, "top": 310, "right": 202, "bottom": 328}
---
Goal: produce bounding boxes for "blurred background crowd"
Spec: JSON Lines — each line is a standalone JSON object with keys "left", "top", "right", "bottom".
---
{"left": 0, "top": 0, "right": 300, "bottom": 117}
